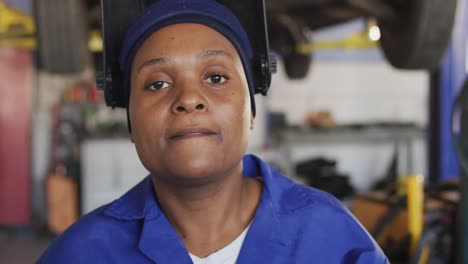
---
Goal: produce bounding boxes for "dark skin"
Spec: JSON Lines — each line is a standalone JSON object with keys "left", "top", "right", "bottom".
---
{"left": 129, "top": 23, "right": 262, "bottom": 257}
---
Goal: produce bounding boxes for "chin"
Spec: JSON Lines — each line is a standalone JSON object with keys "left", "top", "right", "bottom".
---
{"left": 180, "top": 157, "right": 216, "bottom": 174}
{"left": 163, "top": 152, "right": 242, "bottom": 186}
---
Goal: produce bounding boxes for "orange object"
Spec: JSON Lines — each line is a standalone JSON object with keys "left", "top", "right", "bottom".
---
{"left": 353, "top": 193, "right": 408, "bottom": 245}
{"left": 46, "top": 174, "right": 78, "bottom": 234}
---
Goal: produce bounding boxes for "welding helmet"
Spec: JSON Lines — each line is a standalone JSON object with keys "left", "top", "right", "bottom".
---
{"left": 97, "top": 0, "right": 276, "bottom": 117}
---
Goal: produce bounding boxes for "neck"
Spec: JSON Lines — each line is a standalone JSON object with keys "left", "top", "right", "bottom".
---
{"left": 151, "top": 165, "right": 262, "bottom": 257}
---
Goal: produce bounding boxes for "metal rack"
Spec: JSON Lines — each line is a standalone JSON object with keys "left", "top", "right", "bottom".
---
{"left": 272, "top": 125, "right": 426, "bottom": 179}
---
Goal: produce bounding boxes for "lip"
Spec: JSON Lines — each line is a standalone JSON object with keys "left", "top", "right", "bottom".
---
{"left": 169, "top": 127, "right": 218, "bottom": 139}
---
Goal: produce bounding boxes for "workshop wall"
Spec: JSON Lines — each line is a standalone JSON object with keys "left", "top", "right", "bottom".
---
{"left": 270, "top": 61, "right": 428, "bottom": 126}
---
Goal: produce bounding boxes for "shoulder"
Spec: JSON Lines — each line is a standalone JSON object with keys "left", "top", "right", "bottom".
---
{"left": 272, "top": 173, "right": 362, "bottom": 231}
{"left": 37, "top": 177, "right": 152, "bottom": 264}
{"left": 269, "top": 171, "right": 388, "bottom": 262}
{"left": 37, "top": 205, "right": 117, "bottom": 263}
{"left": 246, "top": 154, "right": 381, "bottom": 249}
{"left": 274, "top": 177, "right": 356, "bottom": 225}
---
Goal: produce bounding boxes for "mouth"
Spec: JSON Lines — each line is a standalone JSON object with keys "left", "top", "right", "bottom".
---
{"left": 169, "top": 127, "right": 218, "bottom": 140}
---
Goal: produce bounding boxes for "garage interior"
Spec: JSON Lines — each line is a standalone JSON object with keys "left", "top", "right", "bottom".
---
{"left": 0, "top": 0, "right": 467, "bottom": 263}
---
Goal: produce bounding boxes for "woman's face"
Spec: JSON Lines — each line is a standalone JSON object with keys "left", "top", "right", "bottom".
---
{"left": 129, "top": 23, "right": 252, "bottom": 185}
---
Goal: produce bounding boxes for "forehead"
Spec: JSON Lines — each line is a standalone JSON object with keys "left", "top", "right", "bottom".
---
{"left": 133, "top": 23, "right": 241, "bottom": 63}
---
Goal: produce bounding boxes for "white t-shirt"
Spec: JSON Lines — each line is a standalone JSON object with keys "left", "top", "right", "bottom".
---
{"left": 188, "top": 224, "right": 251, "bottom": 264}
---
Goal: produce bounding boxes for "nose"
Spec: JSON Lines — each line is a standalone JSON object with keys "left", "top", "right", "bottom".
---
{"left": 171, "top": 83, "right": 208, "bottom": 114}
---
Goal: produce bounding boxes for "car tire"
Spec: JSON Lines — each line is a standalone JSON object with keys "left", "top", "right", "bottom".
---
{"left": 269, "top": 15, "right": 312, "bottom": 79}
{"left": 283, "top": 52, "right": 312, "bottom": 79}
{"left": 34, "top": 0, "right": 90, "bottom": 74}
{"left": 378, "top": 0, "right": 457, "bottom": 70}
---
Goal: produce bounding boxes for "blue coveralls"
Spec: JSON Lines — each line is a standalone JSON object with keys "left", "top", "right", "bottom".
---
{"left": 38, "top": 154, "right": 389, "bottom": 263}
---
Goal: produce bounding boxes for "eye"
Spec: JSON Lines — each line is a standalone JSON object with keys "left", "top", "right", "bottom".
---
{"left": 145, "top": 81, "right": 170, "bottom": 91}
{"left": 206, "top": 74, "right": 229, "bottom": 84}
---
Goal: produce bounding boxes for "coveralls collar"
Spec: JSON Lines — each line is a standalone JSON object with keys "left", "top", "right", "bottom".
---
{"left": 104, "top": 154, "right": 294, "bottom": 263}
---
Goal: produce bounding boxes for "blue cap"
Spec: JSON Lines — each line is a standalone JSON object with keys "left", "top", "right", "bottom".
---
{"left": 119, "top": 0, "right": 256, "bottom": 116}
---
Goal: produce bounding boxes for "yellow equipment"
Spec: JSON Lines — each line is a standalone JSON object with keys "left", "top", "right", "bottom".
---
{"left": 0, "top": 1, "right": 36, "bottom": 49}
{"left": 406, "top": 175, "right": 424, "bottom": 256}
{"left": 397, "top": 174, "right": 424, "bottom": 257}
{"left": 297, "top": 20, "right": 380, "bottom": 55}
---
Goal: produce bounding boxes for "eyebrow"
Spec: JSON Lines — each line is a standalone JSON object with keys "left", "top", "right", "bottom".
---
{"left": 137, "top": 49, "right": 234, "bottom": 73}
{"left": 197, "top": 49, "right": 234, "bottom": 61}
{"left": 137, "top": 57, "right": 173, "bottom": 73}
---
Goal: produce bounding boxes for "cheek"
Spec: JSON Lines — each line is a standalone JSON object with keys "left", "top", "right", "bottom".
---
{"left": 129, "top": 94, "right": 165, "bottom": 152}
{"left": 129, "top": 105, "right": 169, "bottom": 174}
{"left": 218, "top": 90, "right": 251, "bottom": 143}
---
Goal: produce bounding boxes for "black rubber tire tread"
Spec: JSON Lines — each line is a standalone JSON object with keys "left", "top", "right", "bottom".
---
{"left": 35, "top": 0, "right": 90, "bottom": 74}
{"left": 378, "top": 0, "right": 457, "bottom": 70}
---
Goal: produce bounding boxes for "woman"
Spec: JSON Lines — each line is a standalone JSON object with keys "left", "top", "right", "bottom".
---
{"left": 38, "top": 0, "right": 388, "bottom": 263}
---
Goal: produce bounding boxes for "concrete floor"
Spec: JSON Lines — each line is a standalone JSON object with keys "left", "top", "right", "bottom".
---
{"left": 0, "top": 229, "right": 52, "bottom": 264}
